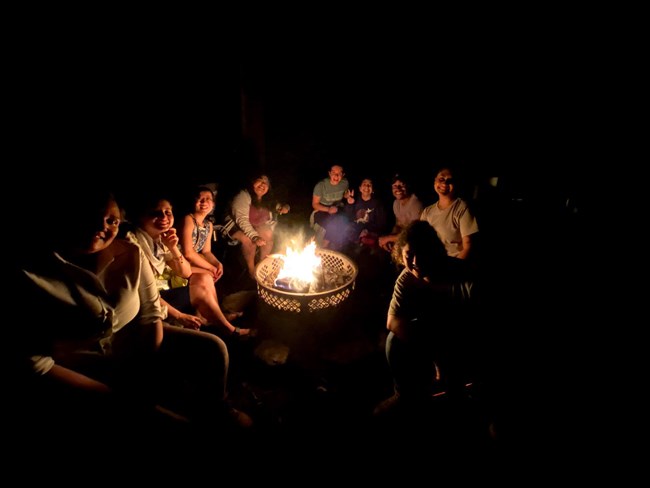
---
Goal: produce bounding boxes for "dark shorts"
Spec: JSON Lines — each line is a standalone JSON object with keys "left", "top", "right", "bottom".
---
{"left": 160, "top": 286, "right": 193, "bottom": 314}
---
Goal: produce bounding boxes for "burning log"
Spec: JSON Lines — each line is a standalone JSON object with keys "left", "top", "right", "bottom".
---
{"left": 256, "top": 244, "right": 358, "bottom": 313}
{"left": 274, "top": 277, "right": 310, "bottom": 293}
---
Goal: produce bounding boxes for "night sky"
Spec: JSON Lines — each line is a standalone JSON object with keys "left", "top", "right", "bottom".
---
{"left": 12, "top": 45, "right": 584, "bottom": 223}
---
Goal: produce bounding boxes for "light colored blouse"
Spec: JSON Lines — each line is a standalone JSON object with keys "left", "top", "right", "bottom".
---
{"left": 20, "top": 239, "right": 163, "bottom": 376}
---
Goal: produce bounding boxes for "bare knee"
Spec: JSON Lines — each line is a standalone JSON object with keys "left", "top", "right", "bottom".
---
{"left": 190, "top": 273, "right": 213, "bottom": 290}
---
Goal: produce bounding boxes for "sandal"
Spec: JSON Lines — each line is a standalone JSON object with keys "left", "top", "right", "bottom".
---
{"left": 225, "top": 311, "right": 244, "bottom": 322}
{"left": 232, "top": 326, "right": 257, "bottom": 339}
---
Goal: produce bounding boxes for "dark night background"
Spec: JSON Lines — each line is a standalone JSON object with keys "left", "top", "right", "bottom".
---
{"left": 9, "top": 32, "right": 594, "bottom": 464}
{"left": 12, "top": 43, "right": 586, "bottom": 202}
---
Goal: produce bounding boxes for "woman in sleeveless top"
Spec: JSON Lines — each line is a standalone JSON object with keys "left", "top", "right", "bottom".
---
{"left": 180, "top": 187, "right": 253, "bottom": 339}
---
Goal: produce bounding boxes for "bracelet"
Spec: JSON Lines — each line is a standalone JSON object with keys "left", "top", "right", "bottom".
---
{"left": 171, "top": 254, "right": 185, "bottom": 263}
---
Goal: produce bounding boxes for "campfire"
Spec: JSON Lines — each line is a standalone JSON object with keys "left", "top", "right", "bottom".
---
{"left": 255, "top": 240, "right": 358, "bottom": 313}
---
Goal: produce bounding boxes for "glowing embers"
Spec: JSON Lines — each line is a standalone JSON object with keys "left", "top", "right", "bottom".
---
{"left": 255, "top": 241, "right": 358, "bottom": 314}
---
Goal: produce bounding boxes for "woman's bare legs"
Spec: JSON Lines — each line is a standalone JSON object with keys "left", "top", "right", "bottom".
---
{"left": 188, "top": 272, "right": 252, "bottom": 337}
{"left": 238, "top": 237, "right": 258, "bottom": 279}
{"left": 234, "top": 225, "right": 274, "bottom": 279}
{"left": 257, "top": 225, "right": 274, "bottom": 263}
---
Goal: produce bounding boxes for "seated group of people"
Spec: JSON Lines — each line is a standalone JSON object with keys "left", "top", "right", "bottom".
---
{"left": 10, "top": 163, "right": 483, "bottom": 442}
{"left": 312, "top": 163, "right": 482, "bottom": 417}
{"left": 10, "top": 171, "right": 290, "bottom": 441}
{"left": 11, "top": 185, "right": 254, "bottom": 446}
{"left": 312, "top": 164, "right": 479, "bottom": 266}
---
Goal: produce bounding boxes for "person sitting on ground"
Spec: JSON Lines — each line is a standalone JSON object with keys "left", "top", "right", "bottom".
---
{"left": 378, "top": 173, "right": 424, "bottom": 253}
{"left": 222, "top": 173, "right": 290, "bottom": 280}
{"left": 374, "top": 220, "right": 470, "bottom": 418}
{"left": 311, "top": 163, "right": 355, "bottom": 251}
{"left": 128, "top": 192, "right": 253, "bottom": 339}
{"left": 179, "top": 186, "right": 253, "bottom": 339}
{"left": 10, "top": 185, "right": 252, "bottom": 444}
{"left": 420, "top": 166, "right": 479, "bottom": 297}
{"left": 344, "top": 176, "right": 388, "bottom": 252}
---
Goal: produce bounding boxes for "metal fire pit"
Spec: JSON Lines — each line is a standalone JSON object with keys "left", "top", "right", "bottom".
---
{"left": 255, "top": 249, "right": 358, "bottom": 313}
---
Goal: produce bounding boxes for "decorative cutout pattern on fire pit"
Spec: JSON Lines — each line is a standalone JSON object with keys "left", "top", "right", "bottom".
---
{"left": 255, "top": 249, "right": 358, "bottom": 313}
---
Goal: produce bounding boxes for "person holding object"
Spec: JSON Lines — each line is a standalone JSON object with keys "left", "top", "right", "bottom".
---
{"left": 222, "top": 173, "right": 290, "bottom": 280}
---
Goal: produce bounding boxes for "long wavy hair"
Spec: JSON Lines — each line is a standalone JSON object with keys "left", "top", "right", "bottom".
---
{"left": 391, "top": 220, "right": 448, "bottom": 276}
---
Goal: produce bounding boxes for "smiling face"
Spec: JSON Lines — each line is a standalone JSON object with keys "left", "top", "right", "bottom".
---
{"left": 391, "top": 179, "right": 410, "bottom": 200}
{"left": 434, "top": 168, "right": 456, "bottom": 198}
{"left": 83, "top": 199, "right": 121, "bottom": 254}
{"left": 141, "top": 199, "right": 174, "bottom": 238}
{"left": 252, "top": 176, "right": 270, "bottom": 200}
{"left": 359, "top": 178, "right": 373, "bottom": 199}
{"left": 194, "top": 191, "right": 214, "bottom": 214}
{"left": 328, "top": 165, "right": 345, "bottom": 185}
{"left": 401, "top": 242, "right": 421, "bottom": 278}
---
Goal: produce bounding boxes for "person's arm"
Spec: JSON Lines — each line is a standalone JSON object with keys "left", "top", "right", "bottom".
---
{"left": 45, "top": 363, "right": 112, "bottom": 394}
{"left": 162, "top": 297, "right": 203, "bottom": 330}
{"left": 312, "top": 181, "right": 337, "bottom": 213}
{"left": 378, "top": 228, "right": 400, "bottom": 251}
{"left": 199, "top": 223, "right": 221, "bottom": 268}
{"left": 232, "top": 191, "right": 259, "bottom": 240}
{"left": 457, "top": 201, "right": 479, "bottom": 261}
{"left": 161, "top": 228, "right": 192, "bottom": 278}
{"left": 387, "top": 314, "right": 411, "bottom": 341}
{"left": 135, "top": 246, "right": 166, "bottom": 353}
{"left": 199, "top": 223, "right": 223, "bottom": 280}
{"left": 344, "top": 188, "right": 355, "bottom": 205}
{"left": 312, "top": 194, "right": 331, "bottom": 213}
{"left": 180, "top": 215, "right": 218, "bottom": 274}
{"left": 457, "top": 235, "right": 473, "bottom": 260}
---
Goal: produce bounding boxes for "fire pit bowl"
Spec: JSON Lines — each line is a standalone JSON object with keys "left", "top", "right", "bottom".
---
{"left": 255, "top": 249, "right": 358, "bottom": 313}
